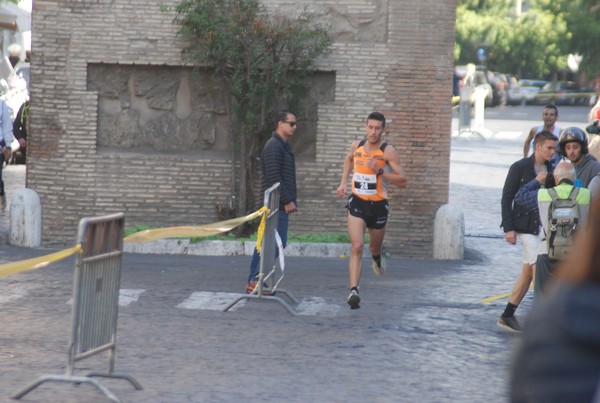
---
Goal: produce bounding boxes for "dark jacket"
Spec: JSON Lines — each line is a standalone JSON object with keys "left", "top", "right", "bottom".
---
{"left": 575, "top": 153, "right": 600, "bottom": 188}
{"left": 260, "top": 133, "right": 297, "bottom": 209}
{"left": 501, "top": 155, "right": 554, "bottom": 234}
{"left": 511, "top": 282, "right": 600, "bottom": 403}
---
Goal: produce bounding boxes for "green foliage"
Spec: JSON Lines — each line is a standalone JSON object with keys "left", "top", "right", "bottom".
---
{"left": 556, "top": 0, "right": 600, "bottom": 75}
{"left": 455, "top": 1, "right": 570, "bottom": 78}
{"left": 124, "top": 224, "right": 351, "bottom": 244}
{"left": 165, "top": 0, "right": 333, "bottom": 216}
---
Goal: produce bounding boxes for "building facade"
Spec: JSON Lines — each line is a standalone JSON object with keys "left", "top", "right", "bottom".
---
{"left": 29, "top": 0, "right": 456, "bottom": 257}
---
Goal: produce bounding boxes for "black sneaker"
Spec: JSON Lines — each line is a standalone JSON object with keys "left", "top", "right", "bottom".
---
{"left": 498, "top": 315, "right": 522, "bottom": 333}
{"left": 347, "top": 290, "right": 360, "bottom": 309}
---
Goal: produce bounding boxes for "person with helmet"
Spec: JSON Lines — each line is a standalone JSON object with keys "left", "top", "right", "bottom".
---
{"left": 558, "top": 127, "right": 600, "bottom": 188}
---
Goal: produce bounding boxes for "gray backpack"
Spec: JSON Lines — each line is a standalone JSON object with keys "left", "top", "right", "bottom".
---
{"left": 547, "top": 186, "right": 580, "bottom": 260}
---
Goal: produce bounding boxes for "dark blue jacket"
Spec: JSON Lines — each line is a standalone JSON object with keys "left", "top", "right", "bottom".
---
{"left": 260, "top": 133, "right": 297, "bottom": 209}
{"left": 501, "top": 155, "right": 554, "bottom": 234}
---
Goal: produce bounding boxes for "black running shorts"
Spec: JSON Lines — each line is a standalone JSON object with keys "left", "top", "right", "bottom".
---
{"left": 346, "top": 195, "right": 389, "bottom": 229}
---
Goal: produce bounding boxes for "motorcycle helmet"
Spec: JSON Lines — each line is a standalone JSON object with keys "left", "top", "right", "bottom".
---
{"left": 558, "top": 126, "right": 588, "bottom": 155}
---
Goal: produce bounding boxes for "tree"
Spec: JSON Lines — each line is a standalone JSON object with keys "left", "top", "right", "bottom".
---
{"left": 546, "top": 0, "right": 600, "bottom": 77}
{"left": 455, "top": 0, "right": 569, "bottom": 78}
{"left": 164, "top": 0, "right": 332, "bottom": 223}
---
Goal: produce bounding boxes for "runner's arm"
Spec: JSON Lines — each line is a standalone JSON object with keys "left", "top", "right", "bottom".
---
{"left": 382, "top": 146, "right": 407, "bottom": 188}
{"left": 336, "top": 141, "right": 358, "bottom": 197}
{"left": 523, "top": 128, "right": 536, "bottom": 157}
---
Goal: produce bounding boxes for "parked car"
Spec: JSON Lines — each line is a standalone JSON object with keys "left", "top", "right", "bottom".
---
{"left": 534, "top": 81, "right": 594, "bottom": 106}
{"left": 518, "top": 79, "right": 548, "bottom": 105}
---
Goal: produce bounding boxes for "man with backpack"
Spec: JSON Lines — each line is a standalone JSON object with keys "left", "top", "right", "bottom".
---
{"left": 535, "top": 161, "right": 590, "bottom": 298}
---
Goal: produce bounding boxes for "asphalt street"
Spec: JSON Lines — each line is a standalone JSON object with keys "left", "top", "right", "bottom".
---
{"left": 0, "top": 105, "right": 593, "bottom": 402}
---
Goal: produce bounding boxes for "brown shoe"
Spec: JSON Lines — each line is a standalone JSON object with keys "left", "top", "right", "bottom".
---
{"left": 246, "top": 281, "right": 275, "bottom": 295}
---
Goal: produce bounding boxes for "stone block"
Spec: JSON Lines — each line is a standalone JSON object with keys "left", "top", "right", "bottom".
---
{"left": 433, "top": 204, "right": 464, "bottom": 260}
{"left": 9, "top": 188, "right": 42, "bottom": 247}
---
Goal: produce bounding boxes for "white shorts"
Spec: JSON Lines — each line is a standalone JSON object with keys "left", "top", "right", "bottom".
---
{"left": 518, "top": 233, "right": 542, "bottom": 265}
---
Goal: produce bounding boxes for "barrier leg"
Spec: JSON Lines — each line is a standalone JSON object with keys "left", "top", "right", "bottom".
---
{"left": 86, "top": 371, "right": 144, "bottom": 390}
{"left": 12, "top": 375, "right": 121, "bottom": 403}
{"left": 223, "top": 293, "right": 298, "bottom": 316}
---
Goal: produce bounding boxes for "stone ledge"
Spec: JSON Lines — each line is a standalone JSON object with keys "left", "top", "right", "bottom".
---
{"left": 123, "top": 239, "right": 367, "bottom": 257}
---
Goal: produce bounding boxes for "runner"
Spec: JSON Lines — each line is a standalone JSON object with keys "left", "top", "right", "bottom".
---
{"left": 336, "top": 112, "right": 407, "bottom": 309}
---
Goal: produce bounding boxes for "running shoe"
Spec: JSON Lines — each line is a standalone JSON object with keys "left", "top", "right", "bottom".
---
{"left": 372, "top": 254, "right": 386, "bottom": 275}
{"left": 347, "top": 290, "right": 360, "bottom": 309}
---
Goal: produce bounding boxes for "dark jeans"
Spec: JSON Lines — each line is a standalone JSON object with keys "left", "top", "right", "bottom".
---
{"left": 247, "top": 211, "right": 289, "bottom": 282}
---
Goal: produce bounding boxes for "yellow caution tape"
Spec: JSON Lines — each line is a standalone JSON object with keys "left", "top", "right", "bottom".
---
{"left": 0, "top": 207, "right": 270, "bottom": 278}
{"left": 481, "top": 292, "right": 512, "bottom": 304}
{"left": 0, "top": 244, "right": 82, "bottom": 278}
{"left": 123, "top": 207, "right": 268, "bottom": 243}
{"left": 482, "top": 284, "right": 534, "bottom": 304}
{"left": 254, "top": 207, "right": 270, "bottom": 254}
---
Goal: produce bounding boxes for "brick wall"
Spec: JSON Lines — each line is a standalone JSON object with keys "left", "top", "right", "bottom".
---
{"left": 29, "top": 0, "right": 456, "bottom": 257}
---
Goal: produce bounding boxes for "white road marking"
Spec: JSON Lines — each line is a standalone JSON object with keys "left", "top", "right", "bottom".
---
{"left": 176, "top": 292, "right": 346, "bottom": 316}
{"left": 177, "top": 291, "right": 246, "bottom": 311}
{"left": 493, "top": 131, "right": 523, "bottom": 139}
{"left": 0, "top": 284, "right": 28, "bottom": 304}
{"left": 119, "top": 289, "right": 145, "bottom": 306}
{"left": 296, "top": 297, "right": 347, "bottom": 317}
{"left": 66, "top": 288, "right": 146, "bottom": 307}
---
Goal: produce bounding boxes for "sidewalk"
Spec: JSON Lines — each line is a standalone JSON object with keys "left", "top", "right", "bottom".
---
{"left": 0, "top": 131, "right": 531, "bottom": 402}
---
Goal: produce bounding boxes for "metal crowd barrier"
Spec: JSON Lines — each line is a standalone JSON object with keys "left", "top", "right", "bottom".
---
{"left": 224, "top": 182, "right": 299, "bottom": 315}
{"left": 13, "top": 213, "right": 142, "bottom": 402}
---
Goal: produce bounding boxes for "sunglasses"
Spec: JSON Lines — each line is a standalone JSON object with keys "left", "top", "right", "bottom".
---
{"left": 284, "top": 121, "right": 297, "bottom": 127}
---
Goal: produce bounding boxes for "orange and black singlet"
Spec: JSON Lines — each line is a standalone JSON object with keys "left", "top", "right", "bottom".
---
{"left": 351, "top": 139, "right": 388, "bottom": 201}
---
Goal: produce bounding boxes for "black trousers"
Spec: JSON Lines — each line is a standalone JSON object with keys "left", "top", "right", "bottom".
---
{"left": 534, "top": 253, "right": 559, "bottom": 302}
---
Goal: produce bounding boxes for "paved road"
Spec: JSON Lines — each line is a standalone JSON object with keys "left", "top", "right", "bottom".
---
{"left": 0, "top": 107, "right": 590, "bottom": 402}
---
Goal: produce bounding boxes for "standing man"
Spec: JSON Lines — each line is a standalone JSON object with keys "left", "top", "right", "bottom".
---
{"left": 0, "top": 98, "right": 15, "bottom": 197}
{"left": 523, "top": 104, "right": 561, "bottom": 166}
{"left": 336, "top": 112, "right": 407, "bottom": 309}
{"left": 499, "top": 131, "right": 557, "bottom": 332}
{"left": 246, "top": 110, "right": 298, "bottom": 293}
{"left": 558, "top": 126, "right": 600, "bottom": 188}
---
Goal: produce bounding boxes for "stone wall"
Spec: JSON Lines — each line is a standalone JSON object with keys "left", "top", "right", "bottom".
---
{"left": 28, "top": 0, "right": 456, "bottom": 257}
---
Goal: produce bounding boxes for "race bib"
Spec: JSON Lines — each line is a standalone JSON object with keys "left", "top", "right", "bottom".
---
{"left": 353, "top": 173, "right": 377, "bottom": 195}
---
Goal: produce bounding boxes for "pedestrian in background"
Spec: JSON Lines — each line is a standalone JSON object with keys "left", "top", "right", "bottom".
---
{"left": 12, "top": 100, "right": 28, "bottom": 165}
{"left": 499, "top": 130, "right": 557, "bottom": 332}
{"left": 522, "top": 104, "right": 561, "bottom": 167}
{"left": 245, "top": 110, "right": 298, "bottom": 294}
{"left": 0, "top": 98, "right": 15, "bottom": 197}
{"left": 510, "top": 193, "right": 600, "bottom": 403}
{"left": 336, "top": 112, "right": 407, "bottom": 309}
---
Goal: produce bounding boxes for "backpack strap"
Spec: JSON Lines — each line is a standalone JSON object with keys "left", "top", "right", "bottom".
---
{"left": 358, "top": 139, "right": 366, "bottom": 148}
{"left": 568, "top": 186, "right": 580, "bottom": 227}
{"left": 379, "top": 142, "right": 388, "bottom": 152}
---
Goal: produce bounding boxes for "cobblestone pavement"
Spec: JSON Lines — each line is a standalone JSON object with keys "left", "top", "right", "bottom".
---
{"left": 0, "top": 110, "right": 588, "bottom": 402}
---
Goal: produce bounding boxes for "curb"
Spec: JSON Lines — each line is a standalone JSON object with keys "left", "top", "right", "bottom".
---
{"left": 123, "top": 239, "right": 367, "bottom": 258}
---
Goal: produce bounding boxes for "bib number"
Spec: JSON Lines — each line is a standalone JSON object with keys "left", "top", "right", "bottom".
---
{"left": 353, "top": 173, "right": 377, "bottom": 195}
